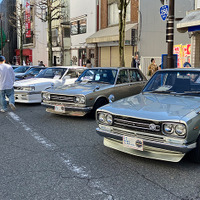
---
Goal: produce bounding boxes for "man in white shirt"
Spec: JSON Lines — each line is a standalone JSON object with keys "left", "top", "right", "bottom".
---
{"left": 0, "top": 56, "right": 16, "bottom": 112}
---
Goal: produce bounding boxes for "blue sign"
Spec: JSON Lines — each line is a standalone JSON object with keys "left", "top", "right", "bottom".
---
{"left": 160, "top": 5, "right": 169, "bottom": 21}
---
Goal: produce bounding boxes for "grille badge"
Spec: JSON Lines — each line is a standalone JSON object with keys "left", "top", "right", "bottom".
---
{"left": 149, "top": 123, "right": 157, "bottom": 131}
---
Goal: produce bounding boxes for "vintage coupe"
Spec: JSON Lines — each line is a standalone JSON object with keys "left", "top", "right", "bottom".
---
{"left": 96, "top": 68, "right": 200, "bottom": 163}
{"left": 41, "top": 67, "right": 147, "bottom": 116}
{"left": 14, "top": 66, "right": 85, "bottom": 103}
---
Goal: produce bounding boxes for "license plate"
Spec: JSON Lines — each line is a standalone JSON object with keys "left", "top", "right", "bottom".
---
{"left": 54, "top": 105, "right": 65, "bottom": 113}
{"left": 123, "top": 136, "right": 143, "bottom": 151}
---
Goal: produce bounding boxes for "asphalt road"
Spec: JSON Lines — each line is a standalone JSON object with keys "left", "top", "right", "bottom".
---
{"left": 0, "top": 103, "right": 200, "bottom": 200}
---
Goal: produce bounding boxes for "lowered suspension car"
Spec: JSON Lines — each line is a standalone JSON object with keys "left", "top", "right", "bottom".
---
{"left": 14, "top": 66, "right": 85, "bottom": 103}
{"left": 41, "top": 67, "right": 147, "bottom": 117}
{"left": 96, "top": 68, "right": 200, "bottom": 163}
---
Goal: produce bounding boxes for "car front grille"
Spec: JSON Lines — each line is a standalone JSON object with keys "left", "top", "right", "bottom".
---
{"left": 50, "top": 94, "right": 75, "bottom": 103}
{"left": 113, "top": 115, "right": 162, "bottom": 135}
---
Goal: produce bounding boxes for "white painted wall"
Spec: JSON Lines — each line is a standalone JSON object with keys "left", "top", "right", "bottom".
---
{"left": 70, "top": 0, "right": 97, "bottom": 48}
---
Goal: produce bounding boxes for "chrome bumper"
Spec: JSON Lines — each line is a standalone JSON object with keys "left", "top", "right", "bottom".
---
{"left": 96, "top": 128, "right": 196, "bottom": 154}
{"left": 41, "top": 102, "right": 93, "bottom": 116}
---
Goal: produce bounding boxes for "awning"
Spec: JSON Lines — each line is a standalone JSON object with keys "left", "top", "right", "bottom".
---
{"left": 177, "top": 10, "right": 200, "bottom": 33}
{"left": 86, "top": 23, "right": 137, "bottom": 44}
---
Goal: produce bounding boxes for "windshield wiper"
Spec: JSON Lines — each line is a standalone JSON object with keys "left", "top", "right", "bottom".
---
{"left": 148, "top": 90, "right": 172, "bottom": 94}
{"left": 182, "top": 91, "right": 200, "bottom": 95}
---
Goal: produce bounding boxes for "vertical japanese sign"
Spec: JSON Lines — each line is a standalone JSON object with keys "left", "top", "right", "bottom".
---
{"left": 25, "top": 0, "right": 31, "bottom": 38}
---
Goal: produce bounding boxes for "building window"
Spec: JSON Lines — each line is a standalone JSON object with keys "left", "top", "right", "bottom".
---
{"left": 108, "top": 2, "right": 131, "bottom": 26}
{"left": 71, "top": 19, "right": 87, "bottom": 35}
{"left": 63, "top": 27, "right": 70, "bottom": 38}
{"left": 197, "top": 0, "right": 200, "bottom": 9}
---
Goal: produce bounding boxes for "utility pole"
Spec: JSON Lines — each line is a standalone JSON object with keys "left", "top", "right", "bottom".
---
{"left": 166, "top": 0, "right": 175, "bottom": 68}
{"left": 0, "top": 14, "right": 3, "bottom": 55}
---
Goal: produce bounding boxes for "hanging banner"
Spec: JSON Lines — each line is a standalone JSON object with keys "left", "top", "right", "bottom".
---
{"left": 25, "top": 0, "right": 31, "bottom": 38}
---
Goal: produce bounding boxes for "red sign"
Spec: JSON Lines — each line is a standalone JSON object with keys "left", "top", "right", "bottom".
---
{"left": 25, "top": 0, "right": 31, "bottom": 38}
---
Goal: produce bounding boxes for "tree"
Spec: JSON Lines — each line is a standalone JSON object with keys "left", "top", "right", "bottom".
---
{"left": 116, "top": 0, "right": 131, "bottom": 67}
{"left": 9, "top": 4, "right": 25, "bottom": 65}
{"left": 35, "top": 0, "right": 67, "bottom": 67}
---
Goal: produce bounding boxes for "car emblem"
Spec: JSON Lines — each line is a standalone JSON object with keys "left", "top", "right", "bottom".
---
{"left": 149, "top": 123, "right": 157, "bottom": 131}
{"left": 135, "top": 140, "right": 143, "bottom": 148}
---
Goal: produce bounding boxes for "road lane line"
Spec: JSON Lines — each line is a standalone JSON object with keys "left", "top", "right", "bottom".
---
{"left": 7, "top": 112, "right": 112, "bottom": 198}
{"left": 8, "top": 112, "right": 57, "bottom": 150}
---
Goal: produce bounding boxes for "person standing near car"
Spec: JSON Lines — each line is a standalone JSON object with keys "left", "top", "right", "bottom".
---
{"left": 0, "top": 56, "right": 16, "bottom": 112}
{"left": 148, "top": 58, "right": 158, "bottom": 77}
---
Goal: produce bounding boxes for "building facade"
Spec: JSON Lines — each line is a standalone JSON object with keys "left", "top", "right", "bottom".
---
{"left": 51, "top": 0, "right": 70, "bottom": 66}
{"left": 0, "top": 0, "right": 17, "bottom": 64}
{"left": 139, "top": 0, "right": 194, "bottom": 74}
{"left": 177, "top": 0, "right": 200, "bottom": 67}
{"left": 70, "top": 0, "right": 98, "bottom": 67}
{"left": 16, "top": 0, "right": 48, "bottom": 66}
{"left": 86, "top": 0, "right": 138, "bottom": 68}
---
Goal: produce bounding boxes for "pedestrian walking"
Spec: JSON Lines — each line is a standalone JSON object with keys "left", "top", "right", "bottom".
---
{"left": 131, "top": 53, "right": 140, "bottom": 68}
{"left": 0, "top": 56, "right": 16, "bottom": 112}
{"left": 147, "top": 58, "right": 158, "bottom": 77}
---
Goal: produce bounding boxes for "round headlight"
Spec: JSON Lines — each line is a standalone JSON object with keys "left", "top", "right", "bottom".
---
{"left": 99, "top": 113, "right": 106, "bottom": 123}
{"left": 163, "top": 124, "right": 173, "bottom": 134}
{"left": 43, "top": 93, "right": 50, "bottom": 100}
{"left": 106, "top": 114, "right": 113, "bottom": 125}
{"left": 175, "top": 124, "right": 186, "bottom": 136}
{"left": 75, "top": 96, "right": 85, "bottom": 104}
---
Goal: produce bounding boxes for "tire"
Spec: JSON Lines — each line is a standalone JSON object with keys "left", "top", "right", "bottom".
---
{"left": 188, "top": 135, "right": 200, "bottom": 163}
{"left": 90, "top": 98, "right": 108, "bottom": 118}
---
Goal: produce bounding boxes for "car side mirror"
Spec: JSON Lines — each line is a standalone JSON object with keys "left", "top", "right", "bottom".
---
{"left": 108, "top": 94, "right": 115, "bottom": 103}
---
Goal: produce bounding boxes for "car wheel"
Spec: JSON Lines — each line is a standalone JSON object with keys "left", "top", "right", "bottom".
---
{"left": 91, "top": 98, "right": 108, "bottom": 118}
{"left": 188, "top": 135, "right": 200, "bottom": 163}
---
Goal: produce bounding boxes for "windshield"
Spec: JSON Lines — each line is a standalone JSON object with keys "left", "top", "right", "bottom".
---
{"left": 14, "top": 66, "right": 30, "bottom": 73}
{"left": 143, "top": 70, "right": 200, "bottom": 96}
{"left": 25, "top": 68, "right": 45, "bottom": 76}
{"left": 76, "top": 69, "right": 117, "bottom": 84}
{"left": 36, "top": 68, "right": 67, "bottom": 79}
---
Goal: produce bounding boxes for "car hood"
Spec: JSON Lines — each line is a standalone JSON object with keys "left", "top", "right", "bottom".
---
{"left": 14, "top": 78, "right": 54, "bottom": 86}
{"left": 47, "top": 82, "right": 112, "bottom": 96}
{"left": 100, "top": 93, "right": 200, "bottom": 121}
{"left": 15, "top": 72, "right": 25, "bottom": 76}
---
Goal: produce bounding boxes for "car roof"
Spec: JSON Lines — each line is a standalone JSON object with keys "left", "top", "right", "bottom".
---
{"left": 51, "top": 66, "right": 85, "bottom": 69}
{"left": 160, "top": 68, "right": 200, "bottom": 72}
{"left": 83, "top": 67, "right": 138, "bottom": 70}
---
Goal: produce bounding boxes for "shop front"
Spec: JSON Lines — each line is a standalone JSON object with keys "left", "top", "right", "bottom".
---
{"left": 15, "top": 49, "right": 32, "bottom": 65}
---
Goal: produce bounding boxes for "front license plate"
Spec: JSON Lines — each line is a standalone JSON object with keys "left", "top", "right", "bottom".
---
{"left": 123, "top": 136, "right": 143, "bottom": 151}
{"left": 54, "top": 105, "right": 65, "bottom": 113}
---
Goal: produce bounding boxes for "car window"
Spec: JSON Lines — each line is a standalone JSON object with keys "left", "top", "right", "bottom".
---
{"left": 14, "top": 66, "right": 30, "bottom": 73}
{"left": 143, "top": 71, "right": 200, "bottom": 94}
{"left": 77, "top": 69, "right": 117, "bottom": 84}
{"left": 129, "top": 69, "right": 143, "bottom": 82}
{"left": 36, "top": 68, "right": 67, "bottom": 79}
{"left": 65, "top": 68, "right": 84, "bottom": 78}
{"left": 116, "top": 69, "right": 129, "bottom": 84}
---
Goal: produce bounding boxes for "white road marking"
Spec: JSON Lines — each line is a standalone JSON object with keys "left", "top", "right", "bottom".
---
{"left": 7, "top": 112, "right": 111, "bottom": 198}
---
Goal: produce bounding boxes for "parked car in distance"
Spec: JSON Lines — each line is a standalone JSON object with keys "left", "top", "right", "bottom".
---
{"left": 14, "top": 65, "right": 31, "bottom": 76}
{"left": 96, "top": 68, "right": 200, "bottom": 163}
{"left": 41, "top": 67, "right": 147, "bottom": 117}
{"left": 15, "top": 66, "right": 46, "bottom": 81}
{"left": 12, "top": 65, "right": 20, "bottom": 70}
{"left": 14, "top": 66, "right": 85, "bottom": 103}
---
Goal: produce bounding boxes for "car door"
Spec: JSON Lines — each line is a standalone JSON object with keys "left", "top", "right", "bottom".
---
{"left": 128, "top": 69, "right": 146, "bottom": 95}
{"left": 113, "top": 69, "right": 131, "bottom": 100}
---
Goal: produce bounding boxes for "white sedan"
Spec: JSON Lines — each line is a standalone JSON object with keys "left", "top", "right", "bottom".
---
{"left": 14, "top": 66, "right": 85, "bottom": 103}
